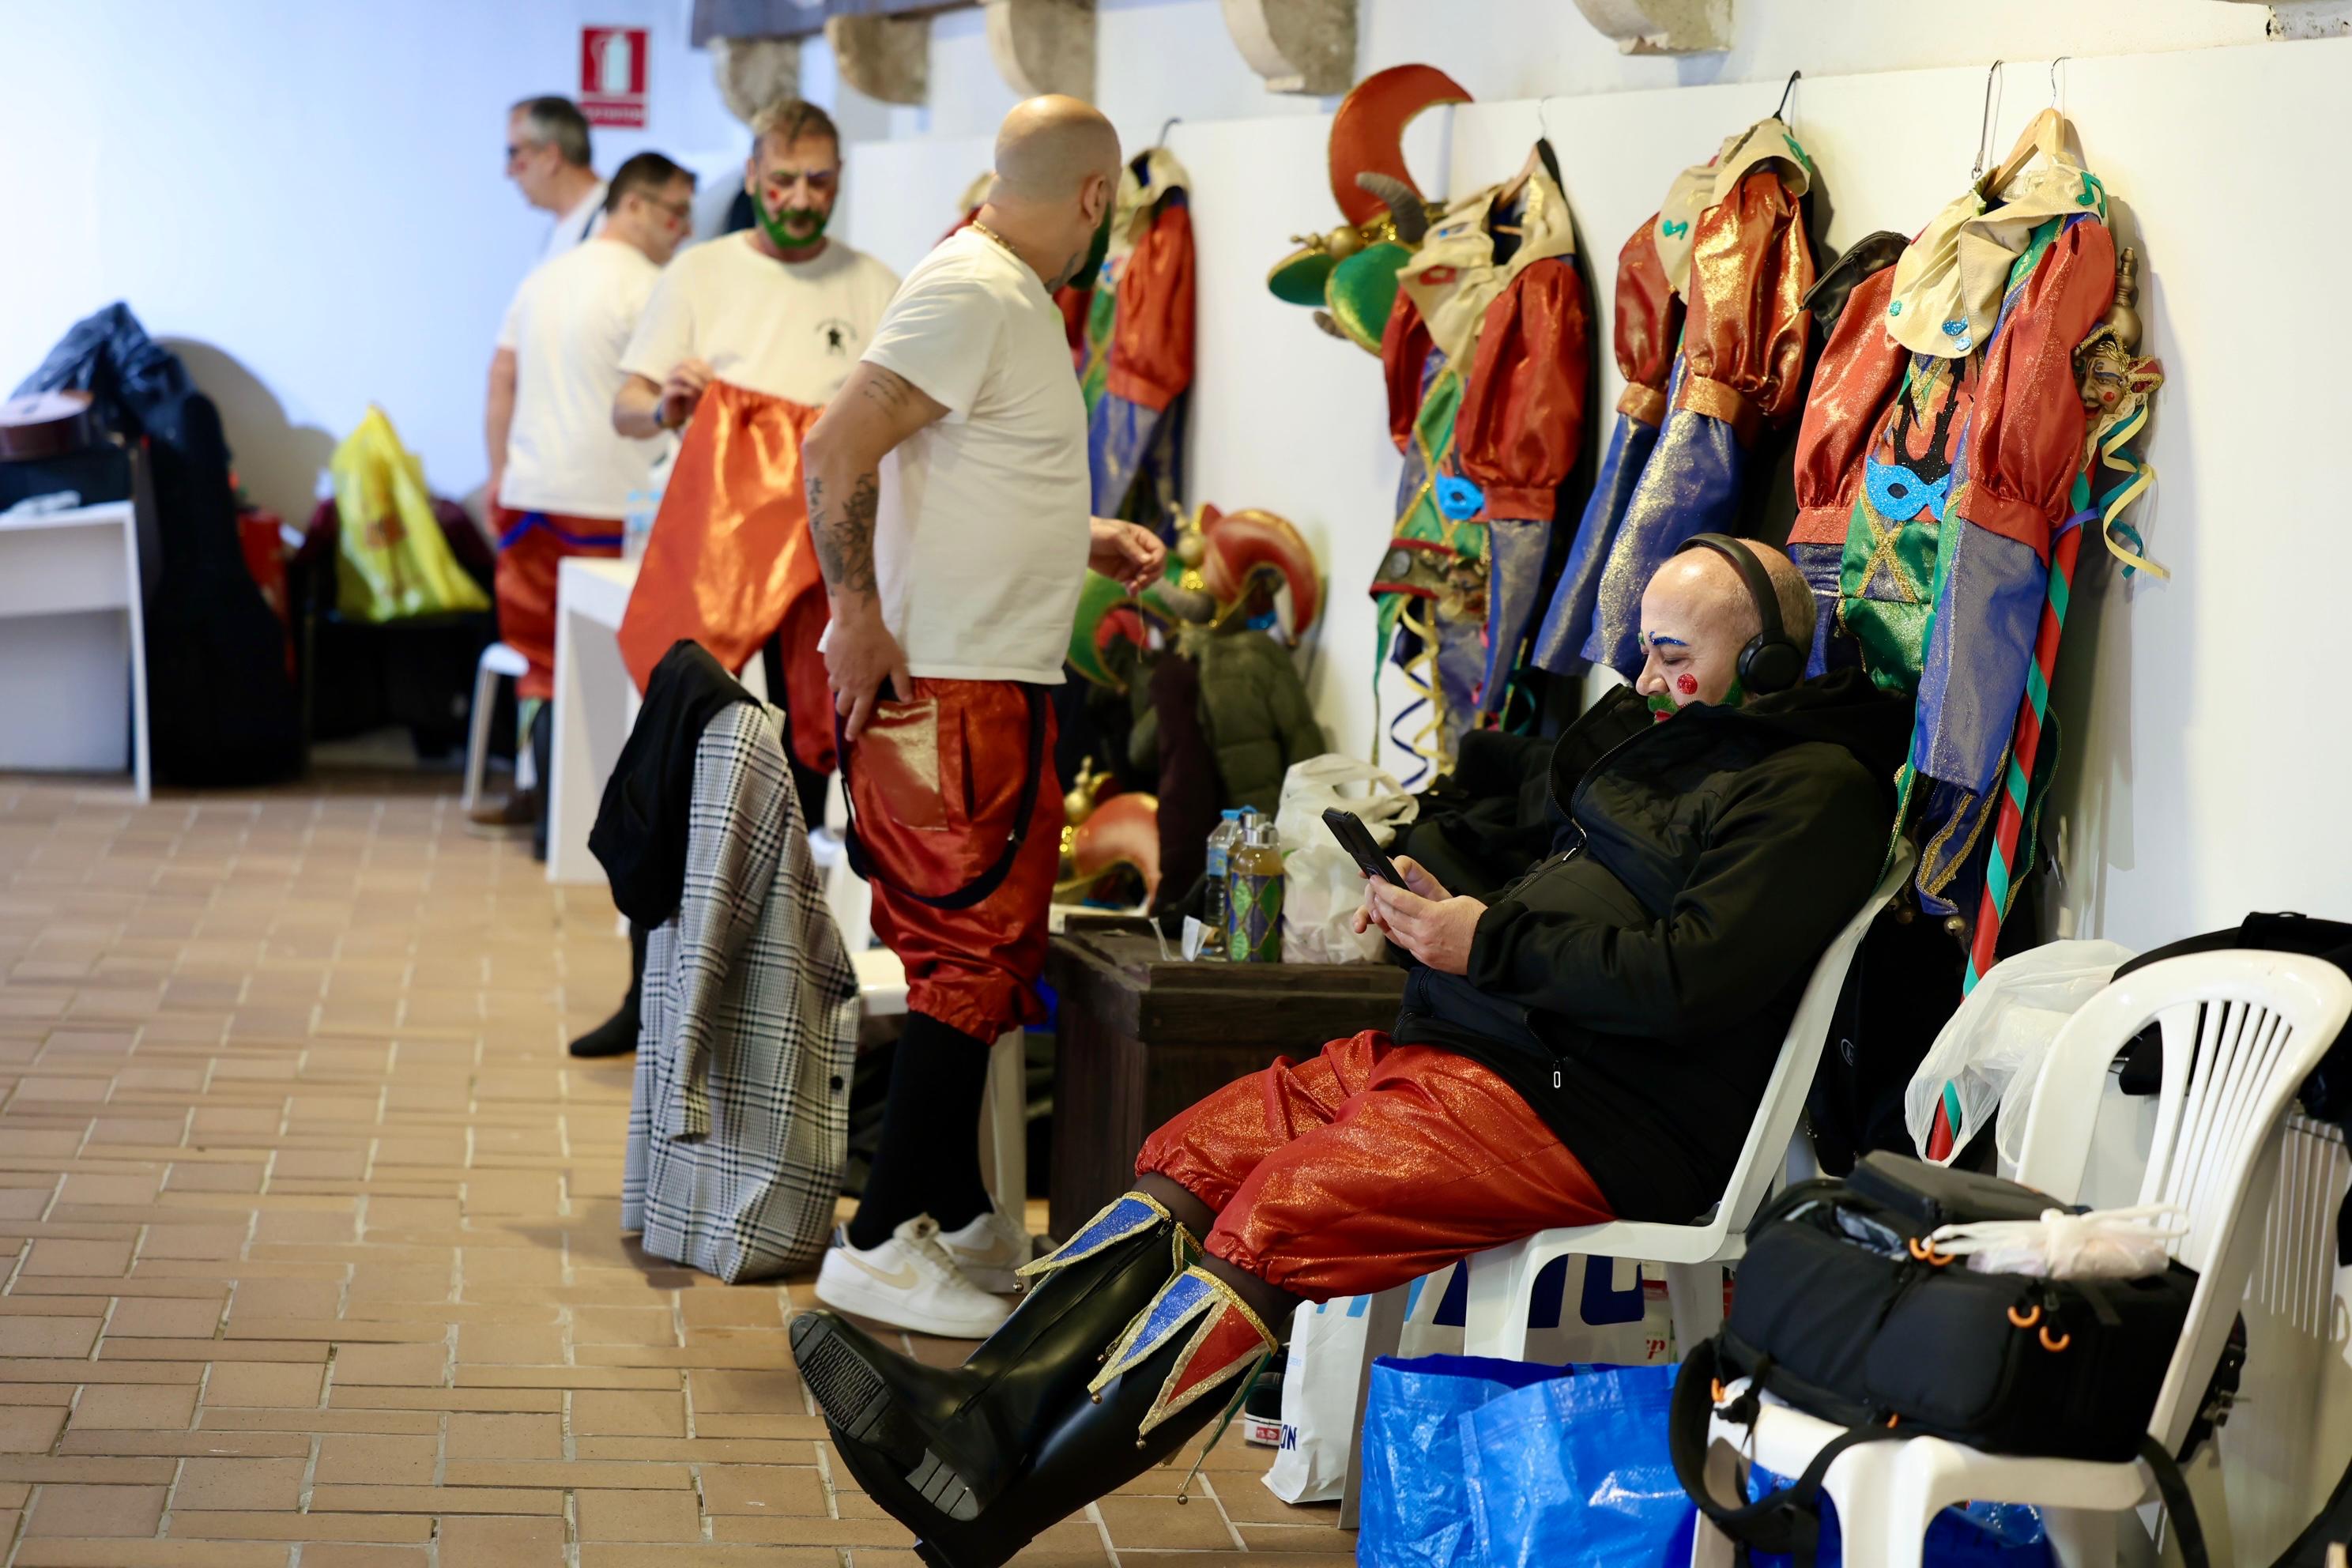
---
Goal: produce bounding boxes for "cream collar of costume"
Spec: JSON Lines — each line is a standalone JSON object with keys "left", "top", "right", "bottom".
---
{"left": 1885, "top": 122, "right": 2105, "bottom": 360}
{"left": 1398, "top": 160, "right": 1577, "bottom": 367}
{"left": 1108, "top": 146, "right": 1191, "bottom": 266}
{"left": 1652, "top": 115, "right": 1815, "bottom": 298}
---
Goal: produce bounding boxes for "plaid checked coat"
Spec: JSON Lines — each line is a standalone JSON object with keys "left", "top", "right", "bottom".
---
{"left": 620, "top": 699, "right": 859, "bottom": 1282}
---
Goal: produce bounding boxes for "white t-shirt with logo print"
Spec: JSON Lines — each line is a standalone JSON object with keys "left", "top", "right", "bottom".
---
{"left": 854, "top": 225, "right": 1091, "bottom": 685}
{"left": 618, "top": 232, "right": 900, "bottom": 409}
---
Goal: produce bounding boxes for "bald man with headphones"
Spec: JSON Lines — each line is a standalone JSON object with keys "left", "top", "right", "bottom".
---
{"left": 788, "top": 538, "right": 1918, "bottom": 1566}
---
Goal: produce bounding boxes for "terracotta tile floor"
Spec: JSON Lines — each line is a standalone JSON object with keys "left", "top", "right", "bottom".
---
{"left": 0, "top": 771, "right": 1349, "bottom": 1566}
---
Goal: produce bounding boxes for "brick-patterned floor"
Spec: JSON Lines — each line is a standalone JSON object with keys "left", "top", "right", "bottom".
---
{"left": 0, "top": 772, "right": 1349, "bottom": 1566}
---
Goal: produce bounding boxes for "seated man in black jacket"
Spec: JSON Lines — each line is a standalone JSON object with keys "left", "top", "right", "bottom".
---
{"left": 790, "top": 536, "right": 1912, "bottom": 1568}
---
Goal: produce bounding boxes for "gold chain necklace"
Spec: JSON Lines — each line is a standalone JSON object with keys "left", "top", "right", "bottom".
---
{"left": 967, "top": 218, "right": 1013, "bottom": 253}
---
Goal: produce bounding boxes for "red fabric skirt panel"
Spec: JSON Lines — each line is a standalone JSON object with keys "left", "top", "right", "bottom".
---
{"left": 846, "top": 677, "right": 1062, "bottom": 1042}
{"left": 1135, "top": 1030, "right": 1615, "bottom": 1301}
{"left": 492, "top": 507, "right": 624, "bottom": 700}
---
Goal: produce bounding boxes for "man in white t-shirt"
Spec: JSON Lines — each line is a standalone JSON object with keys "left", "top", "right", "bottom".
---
{"left": 505, "top": 96, "right": 607, "bottom": 261}
{"left": 476, "top": 153, "right": 695, "bottom": 856}
{"left": 611, "top": 100, "right": 899, "bottom": 824}
{"left": 791, "top": 97, "right": 1166, "bottom": 1339}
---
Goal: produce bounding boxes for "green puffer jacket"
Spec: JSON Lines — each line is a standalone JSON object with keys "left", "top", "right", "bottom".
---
{"left": 1129, "top": 629, "right": 1325, "bottom": 812}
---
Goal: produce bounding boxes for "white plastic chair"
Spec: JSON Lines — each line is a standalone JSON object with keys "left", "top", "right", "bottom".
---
{"left": 1337, "top": 846, "right": 1914, "bottom": 1525}
{"left": 460, "top": 641, "right": 531, "bottom": 811}
{"left": 1692, "top": 950, "right": 2352, "bottom": 1568}
{"left": 812, "top": 820, "right": 1028, "bottom": 1226}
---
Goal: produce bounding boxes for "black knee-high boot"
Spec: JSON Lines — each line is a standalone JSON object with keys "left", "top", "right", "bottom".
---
{"left": 792, "top": 1192, "right": 1189, "bottom": 1524}
{"left": 816, "top": 1257, "right": 1280, "bottom": 1568}
{"left": 568, "top": 922, "right": 646, "bottom": 1058}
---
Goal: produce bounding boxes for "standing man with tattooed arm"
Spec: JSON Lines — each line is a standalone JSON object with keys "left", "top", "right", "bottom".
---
{"left": 799, "top": 96, "right": 1166, "bottom": 1336}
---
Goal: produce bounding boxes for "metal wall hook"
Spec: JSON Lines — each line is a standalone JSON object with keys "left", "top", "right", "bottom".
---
{"left": 1971, "top": 59, "right": 2004, "bottom": 182}
{"left": 2049, "top": 56, "right": 2068, "bottom": 109}
{"left": 1155, "top": 116, "right": 1180, "bottom": 148}
{"left": 1774, "top": 69, "right": 1801, "bottom": 122}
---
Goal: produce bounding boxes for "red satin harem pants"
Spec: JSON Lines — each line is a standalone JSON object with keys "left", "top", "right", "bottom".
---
{"left": 1136, "top": 1030, "right": 1615, "bottom": 1301}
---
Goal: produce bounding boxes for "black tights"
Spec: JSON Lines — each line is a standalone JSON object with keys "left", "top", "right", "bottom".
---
{"left": 845, "top": 1012, "right": 996, "bottom": 1250}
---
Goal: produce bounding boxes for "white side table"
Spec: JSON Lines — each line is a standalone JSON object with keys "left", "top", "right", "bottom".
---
{"left": 546, "top": 557, "right": 641, "bottom": 885}
{"left": 0, "top": 499, "right": 149, "bottom": 800}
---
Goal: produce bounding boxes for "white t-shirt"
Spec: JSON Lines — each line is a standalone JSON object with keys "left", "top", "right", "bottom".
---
{"left": 496, "top": 239, "right": 666, "bottom": 519}
{"left": 543, "top": 181, "right": 609, "bottom": 261}
{"left": 619, "top": 232, "right": 900, "bottom": 409}
{"left": 859, "top": 226, "right": 1091, "bottom": 685}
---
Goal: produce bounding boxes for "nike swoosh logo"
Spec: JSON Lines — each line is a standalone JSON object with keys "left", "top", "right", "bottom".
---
{"left": 948, "top": 1238, "right": 1019, "bottom": 1267}
{"left": 843, "top": 1252, "right": 920, "bottom": 1290}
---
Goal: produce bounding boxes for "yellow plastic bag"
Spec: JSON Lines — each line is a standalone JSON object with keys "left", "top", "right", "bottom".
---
{"left": 328, "top": 405, "right": 490, "bottom": 621}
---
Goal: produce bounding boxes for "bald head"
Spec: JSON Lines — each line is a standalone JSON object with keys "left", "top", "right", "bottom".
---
{"left": 976, "top": 96, "right": 1121, "bottom": 293}
{"left": 992, "top": 96, "right": 1121, "bottom": 202}
{"left": 1633, "top": 540, "right": 1817, "bottom": 717}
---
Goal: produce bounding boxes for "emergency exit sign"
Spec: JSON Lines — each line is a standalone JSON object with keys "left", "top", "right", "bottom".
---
{"left": 581, "top": 26, "right": 649, "bottom": 127}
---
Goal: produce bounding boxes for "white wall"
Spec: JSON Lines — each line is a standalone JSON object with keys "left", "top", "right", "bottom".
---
{"left": 0, "top": 0, "right": 747, "bottom": 527}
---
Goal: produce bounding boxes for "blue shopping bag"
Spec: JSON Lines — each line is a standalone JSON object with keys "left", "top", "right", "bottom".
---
{"left": 1461, "top": 1361, "right": 1692, "bottom": 1568}
{"left": 1356, "top": 1354, "right": 1576, "bottom": 1568}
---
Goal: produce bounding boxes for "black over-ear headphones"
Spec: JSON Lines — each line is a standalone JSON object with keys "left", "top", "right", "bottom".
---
{"left": 1672, "top": 533, "right": 1804, "bottom": 695}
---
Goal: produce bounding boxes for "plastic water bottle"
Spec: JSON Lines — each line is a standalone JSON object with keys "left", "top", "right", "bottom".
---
{"left": 1201, "top": 809, "right": 1242, "bottom": 959}
{"left": 1226, "top": 816, "right": 1285, "bottom": 964}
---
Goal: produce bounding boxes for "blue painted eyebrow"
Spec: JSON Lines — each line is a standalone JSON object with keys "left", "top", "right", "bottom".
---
{"left": 1644, "top": 634, "right": 1689, "bottom": 648}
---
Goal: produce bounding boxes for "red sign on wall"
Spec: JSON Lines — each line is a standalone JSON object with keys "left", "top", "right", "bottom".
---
{"left": 580, "top": 26, "right": 649, "bottom": 127}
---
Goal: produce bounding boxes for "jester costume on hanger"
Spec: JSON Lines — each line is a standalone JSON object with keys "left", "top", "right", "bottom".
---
{"left": 1373, "top": 154, "right": 1590, "bottom": 778}
{"left": 1574, "top": 116, "right": 1817, "bottom": 678}
{"left": 1785, "top": 119, "right": 2161, "bottom": 967}
{"left": 1084, "top": 149, "right": 1195, "bottom": 536}
{"left": 1529, "top": 209, "right": 1683, "bottom": 674}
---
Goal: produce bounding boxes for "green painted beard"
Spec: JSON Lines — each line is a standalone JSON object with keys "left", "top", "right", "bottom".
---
{"left": 1645, "top": 675, "right": 1746, "bottom": 722}
{"left": 755, "top": 188, "right": 830, "bottom": 251}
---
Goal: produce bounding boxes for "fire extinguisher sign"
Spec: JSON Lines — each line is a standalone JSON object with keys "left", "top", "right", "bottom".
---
{"left": 580, "top": 27, "right": 649, "bottom": 127}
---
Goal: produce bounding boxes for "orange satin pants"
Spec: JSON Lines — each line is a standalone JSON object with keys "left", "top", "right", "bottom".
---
{"left": 616, "top": 381, "right": 833, "bottom": 773}
{"left": 1136, "top": 1030, "right": 1615, "bottom": 1302}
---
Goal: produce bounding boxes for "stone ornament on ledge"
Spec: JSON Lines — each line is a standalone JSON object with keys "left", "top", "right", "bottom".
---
{"left": 826, "top": 11, "right": 929, "bottom": 105}
{"left": 710, "top": 35, "right": 803, "bottom": 126}
{"left": 986, "top": 0, "right": 1097, "bottom": 101}
{"left": 1219, "top": 0, "right": 1355, "bottom": 96}
{"left": 1570, "top": 0, "right": 1732, "bottom": 55}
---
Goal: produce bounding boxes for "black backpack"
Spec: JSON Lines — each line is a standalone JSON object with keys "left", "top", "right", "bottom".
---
{"left": 1669, "top": 1153, "right": 2221, "bottom": 1568}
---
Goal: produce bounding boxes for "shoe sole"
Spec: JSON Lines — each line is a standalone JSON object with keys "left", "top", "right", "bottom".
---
{"left": 793, "top": 1314, "right": 982, "bottom": 1523}
{"left": 827, "top": 1411, "right": 1027, "bottom": 1568}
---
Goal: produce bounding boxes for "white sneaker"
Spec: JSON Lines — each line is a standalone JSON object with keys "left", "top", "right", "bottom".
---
{"left": 814, "top": 1216, "right": 1013, "bottom": 1339}
{"left": 937, "top": 1209, "right": 1038, "bottom": 1295}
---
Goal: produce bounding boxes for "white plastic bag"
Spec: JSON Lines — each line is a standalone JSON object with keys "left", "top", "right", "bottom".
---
{"left": 1272, "top": 754, "right": 1415, "bottom": 854}
{"left": 1903, "top": 939, "right": 2137, "bottom": 1170}
{"left": 1264, "top": 1257, "right": 1671, "bottom": 1504}
{"left": 1281, "top": 843, "right": 1385, "bottom": 964}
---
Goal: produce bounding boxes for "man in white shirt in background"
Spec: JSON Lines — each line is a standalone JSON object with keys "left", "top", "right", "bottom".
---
{"left": 611, "top": 98, "right": 899, "bottom": 832}
{"left": 793, "top": 96, "right": 1165, "bottom": 1337}
{"left": 475, "top": 153, "right": 695, "bottom": 864}
{"left": 506, "top": 96, "right": 607, "bottom": 260}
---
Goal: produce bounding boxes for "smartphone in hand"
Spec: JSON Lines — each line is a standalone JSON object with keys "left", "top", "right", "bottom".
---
{"left": 1322, "top": 808, "right": 1405, "bottom": 888}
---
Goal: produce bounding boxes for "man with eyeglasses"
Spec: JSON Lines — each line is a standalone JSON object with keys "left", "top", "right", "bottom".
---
{"left": 478, "top": 153, "right": 699, "bottom": 856}
{"left": 505, "top": 96, "right": 606, "bottom": 260}
{"left": 611, "top": 99, "right": 899, "bottom": 827}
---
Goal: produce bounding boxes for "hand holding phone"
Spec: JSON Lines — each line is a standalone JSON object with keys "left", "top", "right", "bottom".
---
{"left": 1322, "top": 808, "right": 1404, "bottom": 888}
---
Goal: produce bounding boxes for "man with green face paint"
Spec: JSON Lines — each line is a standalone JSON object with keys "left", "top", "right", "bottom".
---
{"left": 610, "top": 98, "right": 900, "bottom": 820}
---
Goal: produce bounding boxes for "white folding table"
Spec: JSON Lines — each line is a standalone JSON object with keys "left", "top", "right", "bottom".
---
{"left": 546, "top": 557, "right": 641, "bottom": 885}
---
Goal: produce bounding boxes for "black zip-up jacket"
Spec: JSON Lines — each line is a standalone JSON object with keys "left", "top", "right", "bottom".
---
{"left": 1392, "top": 669, "right": 1913, "bottom": 1223}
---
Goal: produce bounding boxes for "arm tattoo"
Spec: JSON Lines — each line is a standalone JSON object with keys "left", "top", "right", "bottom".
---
{"left": 861, "top": 367, "right": 914, "bottom": 414}
{"left": 811, "top": 471, "right": 881, "bottom": 597}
